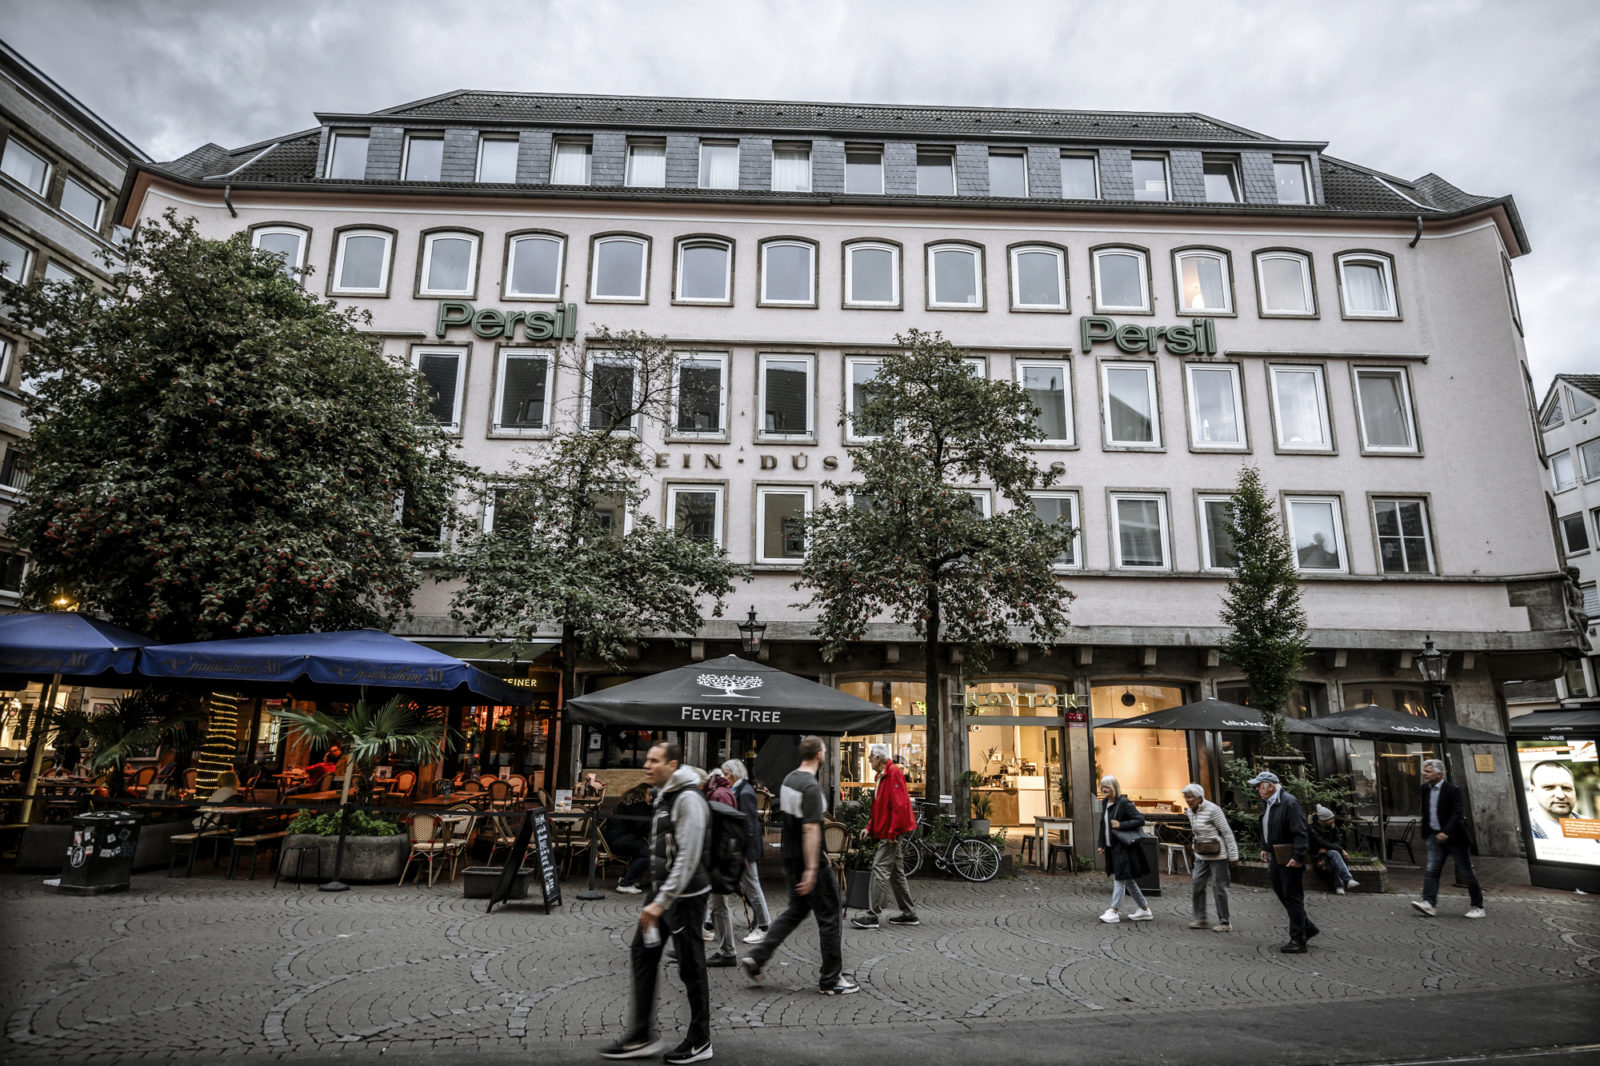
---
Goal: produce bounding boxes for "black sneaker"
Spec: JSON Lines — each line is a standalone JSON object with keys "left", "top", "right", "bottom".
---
{"left": 737, "top": 956, "right": 764, "bottom": 985}
{"left": 705, "top": 953, "right": 737, "bottom": 967}
{"left": 663, "top": 1038, "right": 714, "bottom": 1064}
{"left": 849, "top": 915, "right": 880, "bottom": 930}
{"left": 887, "top": 914, "right": 920, "bottom": 926}
{"left": 819, "top": 977, "right": 860, "bottom": 995}
{"left": 600, "top": 1035, "right": 665, "bottom": 1059}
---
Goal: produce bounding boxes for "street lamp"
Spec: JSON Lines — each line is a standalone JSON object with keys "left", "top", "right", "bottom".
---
{"left": 737, "top": 607, "right": 767, "bottom": 658}
{"left": 1415, "top": 634, "right": 1452, "bottom": 774}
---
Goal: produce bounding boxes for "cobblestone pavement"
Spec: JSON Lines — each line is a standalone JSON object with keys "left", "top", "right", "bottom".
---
{"left": 1, "top": 866, "right": 1596, "bottom": 1065}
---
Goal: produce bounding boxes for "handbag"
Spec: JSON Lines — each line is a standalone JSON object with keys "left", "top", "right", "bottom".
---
{"left": 1110, "top": 827, "right": 1144, "bottom": 847}
{"left": 1193, "top": 837, "right": 1223, "bottom": 858}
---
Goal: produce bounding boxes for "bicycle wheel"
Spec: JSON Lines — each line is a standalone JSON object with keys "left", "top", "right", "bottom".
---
{"left": 901, "top": 838, "right": 924, "bottom": 878}
{"left": 950, "top": 838, "right": 1001, "bottom": 882}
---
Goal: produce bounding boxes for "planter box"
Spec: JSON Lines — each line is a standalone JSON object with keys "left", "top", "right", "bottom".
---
{"left": 277, "top": 833, "right": 407, "bottom": 883}
{"left": 1232, "top": 859, "right": 1388, "bottom": 894}
{"left": 463, "top": 865, "right": 531, "bottom": 899}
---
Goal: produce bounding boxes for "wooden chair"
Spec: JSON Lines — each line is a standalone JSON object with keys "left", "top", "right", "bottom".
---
{"left": 440, "top": 803, "right": 478, "bottom": 879}
{"left": 128, "top": 766, "right": 157, "bottom": 797}
{"left": 822, "top": 820, "right": 851, "bottom": 890}
{"left": 479, "top": 774, "right": 500, "bottom": 789}
{"left": 506, "top": 773, "right": 528, "bottom": 799}
{"left": 484, "top": 814, "right": 518, "bottom": 867}
{"left": 486, "top": 779, "right": 513, "bottom": 810}
{"left": 399, "top": 814, "right": 451, "bottom": 887}
{"left": 389, "top": 769, "right": 417, "bottom": 804}
{"left": 182, "top": 768, "right": 199, "bottom": 793}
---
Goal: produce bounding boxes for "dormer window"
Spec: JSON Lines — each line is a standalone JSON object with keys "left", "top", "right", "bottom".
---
{"left": 1202, "top": 157, "right": 1240, "bottom": 203}
{"left": 402, "top": 134, "right": 443, "bottom": 181}
{"left": 1274, "top": 157, "right": 1311, "bottom": 204}
{"left": 1131, "top": 154, "right": 1169, "bottom": 201}
{"left": 326, "top": 132, "right": 369, "bottom": 180}
{"left": 551, "top": 139, "right": 592, "bottom": 185}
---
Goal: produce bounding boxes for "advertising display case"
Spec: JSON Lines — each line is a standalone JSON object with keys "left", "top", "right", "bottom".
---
{"left": 1508, "top": 709, "right": 1600, "bottom": 892}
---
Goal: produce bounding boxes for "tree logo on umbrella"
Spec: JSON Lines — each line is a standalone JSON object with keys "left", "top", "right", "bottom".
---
{"left": 698, "top": 673, "right": 764, "bottom": 698}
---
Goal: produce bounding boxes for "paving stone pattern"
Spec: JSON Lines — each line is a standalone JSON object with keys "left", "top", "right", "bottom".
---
{"left": 0, "top": 868, "right": 1595, "bottom": 1064}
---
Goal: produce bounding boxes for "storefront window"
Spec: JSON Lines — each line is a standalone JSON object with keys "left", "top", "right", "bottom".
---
{"left": 963, "top": 680, "right": 1069, "bottom": 823}
{"left": 1091, "top": 683, "right": 1189, "bottom": 805}
{"left": 840, "top": 679, "right": 926, "bottom": 797}
{"left": 1216, "top": 683, "right": 1324, "bottom": 719}
{"left": 1341, "top": 683, "right": 1430, "bottom": 718}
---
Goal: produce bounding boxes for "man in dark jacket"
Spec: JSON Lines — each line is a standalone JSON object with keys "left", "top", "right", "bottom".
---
{"left": 1411, "top": 759, "right": 1485, "bottom": 919}
{"left": 1249, "top": 770, "right": 1320, "bottom": 953}
{"left": 850, "top": 743, "right": 919, "bottom": 930}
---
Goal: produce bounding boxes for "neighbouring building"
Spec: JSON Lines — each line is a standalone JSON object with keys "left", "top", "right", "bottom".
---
{"left": 110, "top": 88, "right": 1582, "bottom": 856}
{"left": 1536, "top": 374, "right": 1600, "bottom": 702}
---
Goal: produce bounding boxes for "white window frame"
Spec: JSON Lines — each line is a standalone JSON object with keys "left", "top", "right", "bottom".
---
{"left": 666, "top": 484, "right": 726, "bottom": 548}
{"left": 491, "top": 349, "right": 555, "bottom": 435}
{"left": 1015, "top": 359, "right": 1074, "bottom": 446}
{"left": 1552, "top": 451, "right": 1577, "bottom": 493}
{"left": 1184, "top": 362, "right": 1247, "bottom": 451}
{"left": 1059, "top": 152, "right": 1100, "bottom": 199}
{"left": 927, "top": 243, "right": 983, "bottom": 309}
{"left": 1130, "top": 153, "right": 1170, "bottom": 202}
{"left": 1, "top": 137, "right": 50, "bottom": 195}
{"left": 398, "top": 491, "right": 449, "bottom": 557}
{"left": 251, "top": 226, "right": 307, "bottom": 275}
{"left": 1542, "top": 394, "right": 1565, "bottom": 430}
{"left": 755, "top": 485, "right": 813, "bottom": 565}
{"left": 1268, "top": 364, "right": 1333, "bottom": 452}
{"left": 1197, "top": 494, "right": 1237, "bottom": 572}
{"left": 844, "top": 356, "right": 884, "bottom": 443}
{"left": 1201, "top": 156, "right": 1241, "bottom": 203}
{"left": 0, "top": 232, "right": 35, "bottom": 284}
{"left": 1173, "top": 249, "right": 1233, "bottom": 314}
{"left": 1337, "top": 253, "right": 1399, "bottom": 319}
{"left": 475, "top": 136, "right": 519, "bottom": 183}
{"left": 758, "top": 352, "right": 816, "bottom": 440}
{"left": 670, "top": 352, "right": 730, "bottom": 438}
{"left": 583, "top": 353, "right": 641, "bottom": 434}
{"left": 1091, "top": 247, "right": 1150, "bottom": 313}
{"left": 419, "top": 231, "right": 479, "bottom": 297}
{"left": 965, "top": 490, "right": 993, "bottom": 518}
{"left": 698, "top": 141, "right": 739, "bottom": 190}
{"left": 844, "top": 146, "right": 883, "bottom": 194}
{"left": 1503, "top": 254, "right": 1522, "bottom": 333}
{"left": 550, "top": 138, "right": 592, "bottom": 185}
{"left": 411, "top": 347, "right": 467, "bottom": 432}
{"left": 770, "top": 143, "right": 812, "bottom": 192}
{"left": 60, "top": 175, "right": 104, "bottom": 229}
{"left": 504, "top": 234, "right": 565, "bottom": 299}
{"left": 1351, "top": 366, "right": 1420, "bottom": 454}
{"left": 401, "top": 134, "right": 444, "bottom": 182}
{"left": 0, "top": 338, "right": 11, "bottom": 385}
{"left": 674, "top": 238, "right": 733, "bottom": 304}
{"left": 589, "top": 235, "right": 649, "bottom": 302}
{"left": 43, "top": 261, "right": 83, "bottom": 286}
{"left": 331, "top": 228, "right": 392, "bottom": 295}
{"left": 1580, "top": 436, "right": 1600, "bottom": 482}
{"left": 1009, "top": 245, "right": 1067, "bottom": 311}
{"left": 1100, "top": 361, "right": 1162, "bottom": 449}
{"left": 1371, "top": 497, "right": 1436, "bottom": 575}
{"left": 1285, "top": 495, "right": 1350, "bottom": 574}
{"left": 844, "top": 241, "right": 900, "bottom": 307}
{"left": 625, "top": 140, "right": 667, "bottom": 188}
{"left": 759, "top": 240, "right": 816, "bottom": 305}
{"left": 916, "top": 148, "right": 956, "bottom": 195}
{"left": 1255, "top": 251, "right": 1316, "bottom": 317}
{"left": 325, "top": 132, "right": 368, "bottom": 180}
{"left": 988, "top": 149, "right": 1028, "bottom": 197}
{"left": 1559, "top": 513, "right": 1590, "bottom": 556}
{"left": 1571, "top": 387, "right": 1598, "bottom": 417}
{"left": 1110, "top": 492, "right": 1171, "bottom": 570}
{"left": 1028, "top": 491, "right": 1081, "bottom": 571}
{"left": 1273, "top": 157, "right": 1312, "bottom": 205}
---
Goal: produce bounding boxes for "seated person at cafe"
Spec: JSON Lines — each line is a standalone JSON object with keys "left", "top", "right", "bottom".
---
{"left": 1308, "top": 806, "right": 1361, "bottom": 895}
{"left": 604, "top": 783, "right": 654, "bottom": 893}
{"left": 193, "top": 770, "right": 242, "bottom": 828}
{"left": 289, "top": 748, "right": 340, "bottom": 794}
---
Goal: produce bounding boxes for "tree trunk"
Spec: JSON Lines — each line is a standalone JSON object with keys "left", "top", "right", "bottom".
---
{"left": 923, "top": 587, "right": 943, "bottom": 808}
{"left": 553, "top": 618, "right": 579, "bottom": 792}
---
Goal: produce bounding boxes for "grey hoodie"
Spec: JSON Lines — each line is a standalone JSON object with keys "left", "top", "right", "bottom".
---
{"left": 648, "top": 765, "right": 710, "bottom": 909}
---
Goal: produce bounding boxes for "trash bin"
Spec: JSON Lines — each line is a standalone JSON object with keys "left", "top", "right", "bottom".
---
{"left": 56, "top": 810, "right": 142, "bottom": 896}
{"left": 1134, "top": 834, "right": 1162, "bottom": 897}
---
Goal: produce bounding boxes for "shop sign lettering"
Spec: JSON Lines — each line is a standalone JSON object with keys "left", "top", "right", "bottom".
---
{"left": 435, "top": 300, "right": 579, "bottom": 341}
{"left": 1079, "top": 315, "right": 1218, "bottom": 356}
{"left": 964, "top": 690, "right": 1082, "bottom": 710}
{"left": 680, "top": 706, "right": 783, "bottom": 724}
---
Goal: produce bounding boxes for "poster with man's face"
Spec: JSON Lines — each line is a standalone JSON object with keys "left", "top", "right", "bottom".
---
{"left": 1517, "top": 740, "right": 1600, "bottom": 866}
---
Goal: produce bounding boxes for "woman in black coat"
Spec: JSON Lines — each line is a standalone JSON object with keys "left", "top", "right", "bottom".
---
{"left": 1095, "top": 774, "right": 1153, "bottom": 923}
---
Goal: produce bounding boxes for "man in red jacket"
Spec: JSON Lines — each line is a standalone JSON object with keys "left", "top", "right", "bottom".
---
{"left": 851, "top": 745, "right": 920, "bottom": 929}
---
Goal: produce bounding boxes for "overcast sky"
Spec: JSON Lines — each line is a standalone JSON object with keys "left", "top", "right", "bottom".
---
{"left": 3, "top": 0, "right": 1595, "bottom": 390}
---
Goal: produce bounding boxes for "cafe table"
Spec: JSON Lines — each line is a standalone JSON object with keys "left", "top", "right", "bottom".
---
{"left": 1031, "top": 817, "right": 1073, "bottom": 868}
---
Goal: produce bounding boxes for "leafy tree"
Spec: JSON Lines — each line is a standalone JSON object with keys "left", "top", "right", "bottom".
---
{"left": 795, "top": 330, "right": 1076, "bottom": 804}
{"left": 444, "top": 330, "right": 747, "bottom": 779}
{"left": 1218, "top": 465, "right": 1308, "bottom": 758}
{"left": 272, "top": 693, "right": 449, "bottom": 809}
{"left": 5, "top": 211, "right": 463, "bottom": 641}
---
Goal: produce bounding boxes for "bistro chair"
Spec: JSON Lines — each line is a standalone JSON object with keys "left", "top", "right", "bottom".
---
{"left": 440, "top": 803, "right": 479, "bottom": 879}
{"left": 822, "top": 820, "right": 851, "bottom": 890}
{"left": 483, "top": 814, "right": 518, "bottom": 867}
{"left": 479, "top": 774, "right": 500, "bottom": 789}
{"left": 389, "top": 769, "right": 417, "bottom": 804}
{"left": 168, "top": 810, "right": 233, "bottom": 878}
{"left": 399, "top": 814, "right": 452, "bottom": 887}
{"left": 128, "top": 766, "right": 157, "bottom": 797}
{"left": 486, "top": 779, "right": 513, "bottom": 810}
{"left": 506, "top": 773, "right": 528, "bottom": 799}
{"left": 1376, "top": 817, "right": 1419, "bottom": 865}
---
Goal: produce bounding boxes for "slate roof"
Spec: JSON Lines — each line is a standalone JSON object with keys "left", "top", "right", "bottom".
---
{"left": 1559, "top": 375, "right": 1600, "bottom": 401}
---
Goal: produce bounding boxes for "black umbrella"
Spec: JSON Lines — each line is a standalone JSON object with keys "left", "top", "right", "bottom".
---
{"left": 1095, "top": 697, "right": 1344, "bottom": 735}
{"left": 565, "top": 655, "right": 895, "bottom": 736}
{"left": 1317, "top": 704, "right": 1503, "bottom": 743}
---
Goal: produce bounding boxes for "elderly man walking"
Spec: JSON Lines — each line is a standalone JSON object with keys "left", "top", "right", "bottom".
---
{"left": 1249, "top": 769, "right": 1320, "bottom": 953}
{"left": 1181, "top": 783, "right": 1239, "bottom": 931}
{"left": 851, "top": 744, "right": 919, "bottom": 930}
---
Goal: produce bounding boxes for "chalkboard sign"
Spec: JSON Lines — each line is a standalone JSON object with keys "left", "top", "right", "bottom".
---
{"left": 486, "top": 807, "right": 561, "bottom": 914}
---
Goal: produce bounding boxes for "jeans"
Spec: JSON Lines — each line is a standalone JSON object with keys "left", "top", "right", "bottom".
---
{"left": 708, "top": 892, "right": 736, "bottom": 957}
{"left": 1317, "top": 848, "right": 1353, "bottom": 886}
{"left": 740, "top": 860, "right": 770, "bottom": 928}
{"left": 1108, "top": 878, "right": 1148, "bottom": 911}
{"left": 747, "top": 859, "right": 843, "bottom": 989}
{"left": 1190, "top": 858, "right": 1231, "bottom": 922}
{"left": 1423, "top": 837, "right": 1483, "bottom": 908}
{"left": 1269, "top": 861, "right": 1318, "bottom": 944}
{"left": 611, "top": 834, "right": 649, "bottom": 887}
{"left": 865, "top": 836, "right": 917, "bottom": 922}
{"left": 627, "top": 894, "right": 709, "bottom": 1046}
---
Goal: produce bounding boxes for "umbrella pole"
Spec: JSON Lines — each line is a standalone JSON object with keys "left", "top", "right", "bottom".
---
{"left": 576, "top": 809, "right": 605, "bottom": 900}
{"left": 320, "top": 801, "right": 353, "bottom": 893}
{"left": 18, "top": 673, "right": 62, "bottom": 826}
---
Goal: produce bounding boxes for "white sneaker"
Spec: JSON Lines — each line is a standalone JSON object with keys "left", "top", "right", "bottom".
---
{"left": 1411, "top": 900, "right": 1437, "bottom": 917}
{"left": 1334, "top": 886, "right": 1345, "bottom": 895}
{"left": 1465, "top": 907, "right": 1486, "bottom": 919}
{"left": 1099, "top": 908, "right": 1121, "bottom": 923}
{"left": 616, "top": 883, "right": 643, "bottom": 895}
{"left": 702, "top": 926, "right": 716, "bottom": 941}
{"left": 1129, "top": 908, "right": 1154, "bottom": 921}
{"left": 1345, "top": 879, "right": 1360, "bottom": 890}
{"left": 741, "top": 928, "right": 767, "bottom": 945}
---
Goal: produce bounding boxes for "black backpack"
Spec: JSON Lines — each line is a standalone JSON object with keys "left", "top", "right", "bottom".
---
{"left": 704, "top": 798, "right": 750, "bottom": 895}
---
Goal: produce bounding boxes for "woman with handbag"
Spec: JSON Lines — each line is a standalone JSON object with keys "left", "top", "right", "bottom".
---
{"left": 1182, "top": 783, "right": 1240, "bottom": 931}
{"left": 1096, "top": 775, "right": 1153, "bottom": 923}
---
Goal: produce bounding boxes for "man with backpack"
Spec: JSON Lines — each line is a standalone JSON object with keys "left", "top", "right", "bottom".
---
{"left": 601, "top": 741, "right": 714, "bottom": 1064}
{"left": 739, "top": 736, "right": 858, "bottom": 996}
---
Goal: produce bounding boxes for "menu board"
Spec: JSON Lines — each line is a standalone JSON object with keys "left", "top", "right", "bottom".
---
{"left": 486, "top": 807, "right": 562, "bottom": 914}
{"left": 1516, "top": 739, "right": 1600, "bottom": 867}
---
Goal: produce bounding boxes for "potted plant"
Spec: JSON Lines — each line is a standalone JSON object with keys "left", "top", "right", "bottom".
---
{"left": 281, "top": 806, "right": 408, "bottom": 881}
{"left": 959, "top": 771, "right": 993, "bottom": 836}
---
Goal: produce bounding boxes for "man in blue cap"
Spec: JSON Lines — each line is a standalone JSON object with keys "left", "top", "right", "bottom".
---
{"left": 1248, "top": 770, "right": 1319, "bottom": 953}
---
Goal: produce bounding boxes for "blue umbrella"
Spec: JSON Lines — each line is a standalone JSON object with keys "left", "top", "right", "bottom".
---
{"left": 140, "top": 629, "right": 533, "bottom": 705}
{"left": 0, "top": 611, "right": 155, "bottom": 687}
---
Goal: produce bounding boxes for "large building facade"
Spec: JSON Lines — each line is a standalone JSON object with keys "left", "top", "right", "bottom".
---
{"left": 114, "top": 90, "right": 1578, "bottom": 855}
{"left": 1538, "top": 374, "right": 1600, "bottom": 702}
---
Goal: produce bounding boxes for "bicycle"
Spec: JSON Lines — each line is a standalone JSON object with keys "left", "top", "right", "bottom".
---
{"left": 899, "top": 801, "right": 1001, "bottom": 882}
